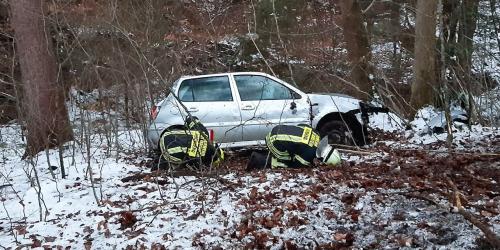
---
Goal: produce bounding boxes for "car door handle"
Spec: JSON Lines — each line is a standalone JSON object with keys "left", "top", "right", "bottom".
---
{"left": 241, "top": 105, "right": 255, "bottom": 110}
{"left": 187, "top": 107, "right": 199, "bottom": 112}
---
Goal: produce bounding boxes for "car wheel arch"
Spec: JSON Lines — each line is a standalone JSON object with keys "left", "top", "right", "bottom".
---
{"left": 315, "top": 112, "right": 367, "bottom": 145}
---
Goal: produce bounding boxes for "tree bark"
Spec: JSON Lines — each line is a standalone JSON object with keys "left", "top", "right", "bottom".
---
{"left": 11, "top": 0, "right": 73, "bottom": 157}
{"left": 457, "top": 0, "right": 479, "bottom": 75}
{"left": 390, "top": 0, "right": 402, "bottom": 77}
{"left": 339, "top": 0, "right": 373, "bottom": 101}
{"left": 410, "top": 0, "right": 439, "bottom": 115}
{"left": 490, "top": 0, "right": 500, "bottom": 53}
{"left": 457, "top": 0, "right": 479, "bottom": 123}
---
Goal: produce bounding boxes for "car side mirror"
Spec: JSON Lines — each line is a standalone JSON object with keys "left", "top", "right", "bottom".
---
{"left": 290, "top": 102, "right": 297, "bottom": 110}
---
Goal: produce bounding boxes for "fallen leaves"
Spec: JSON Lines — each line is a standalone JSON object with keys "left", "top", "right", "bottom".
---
{"left": 340, "top": 193, "right": 357, "bottom": 205}
{"left": 5, "top": 137, "right": 496, "bottom": 250}
{"left": 323, "top": 208, "right": 337, "bottom": 220}
{"left": 287, "top": 215, "right": 308, "bottom": 227}
{"left": 346, "top": 208, "right": 360, "bottom": 222}
{"left": 396, "top": 236, "right": 414, "bottom": 247}
{"left": 30, "top": 235, "right": 42, "bottom": 248}
{"left": 83, "top": 240, "right": 92, "bottom": 250}
{"left": 44, "top": 236, "right": 57, "bottom": 242}
{"left": 332, "top": 232, "right": 355, "bottom": 246}
{"left": 248, "top": 187, "right": 258, "bottom": 200}
{"left": 186, "top": 208, "right": 203, "bottom": 220}
{"left": 15, "top": 225, "right": 27, "bottom": 235}
{"left": 118, "top": 211, "right": 137, "bottom": 229}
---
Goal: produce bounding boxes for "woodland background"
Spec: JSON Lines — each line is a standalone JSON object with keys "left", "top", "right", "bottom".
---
{"left": 0, "top": 0, "right": 499, "bottom": 249}
{"left": 0, "top": 0, "right": 499, "bottom": 153}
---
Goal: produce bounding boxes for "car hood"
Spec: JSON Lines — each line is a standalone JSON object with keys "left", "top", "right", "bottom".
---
{"left": 307, "top": 93, "right": 361, "bottom": 113}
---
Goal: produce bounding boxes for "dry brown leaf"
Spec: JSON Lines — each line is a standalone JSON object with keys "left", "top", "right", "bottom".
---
{"left": 249, "top": 187, "right": 258, "bottom": 200}
{"left": 15, "top": 225, "right": 27, "bottom": 235}
{"left": 481, "top": 210, "right": 493, "bottom": 217}
{"left": 119, "top": 211, "right": 137, "bottom": 229}
{"left": 84, "top": 240, "right": 92, "bottom": 250}
{"left": 334, "top": 233, "right": 347, "bottom": 241}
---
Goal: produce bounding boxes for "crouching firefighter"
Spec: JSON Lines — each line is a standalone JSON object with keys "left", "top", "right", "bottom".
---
{"left": 246, "top": 124, "right": 341, "bottom": 171}
{"left": 155, "top": 116, "right": 224, "bottom": 170}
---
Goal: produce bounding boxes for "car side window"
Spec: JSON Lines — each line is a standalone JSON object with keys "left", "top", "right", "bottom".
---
{"left": 234, "top": 75, "right": 298, "bottom": 101}
{"left": 178, "top": 76, "right": 233, "bottom": 102}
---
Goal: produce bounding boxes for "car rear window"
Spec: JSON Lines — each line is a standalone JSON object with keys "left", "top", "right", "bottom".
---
{"left": 178, "top": 76, "right": 233, "bottom": 102}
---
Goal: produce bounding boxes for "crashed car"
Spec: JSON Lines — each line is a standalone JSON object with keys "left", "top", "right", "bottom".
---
{"left": 147, "top": 72, "right": 387, "bottom": 150}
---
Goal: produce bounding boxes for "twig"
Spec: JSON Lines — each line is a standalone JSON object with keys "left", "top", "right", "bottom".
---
{"left": 388, "top": 147, "right": 500, "bottom": 158}
{"left": 445, "top": 176, "right": 500, "bottom": 247}
{"left": 362, "top": 0, "right": 377, "bottom": 14}
{"left": 432, "top": 186, "right": 499, "bottom": 216}
{"left": 338, "top": 149, "right": 374, "bottom": 155}
{"left": 0, "top": 184, "right": 13, "bottom": 189}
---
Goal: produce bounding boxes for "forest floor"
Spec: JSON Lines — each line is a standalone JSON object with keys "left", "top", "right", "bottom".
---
{"left": 0, "top": 108, "right": 499, "bottom": 249}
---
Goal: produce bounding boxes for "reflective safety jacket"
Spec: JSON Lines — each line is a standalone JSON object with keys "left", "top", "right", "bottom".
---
{"left": 265, "top": 124, "right": 320, "bottom": 168}
{"left": 159, "top": 117, "right": 217, "bottom": 167}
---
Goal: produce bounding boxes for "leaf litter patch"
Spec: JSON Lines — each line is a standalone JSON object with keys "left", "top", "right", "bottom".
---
{"left": 0, "top": 123, "right": 498, "bottom": 249}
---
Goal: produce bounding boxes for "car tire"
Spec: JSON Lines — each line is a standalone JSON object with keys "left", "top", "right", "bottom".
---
{"left": 318, "top": 120, "right": 356, "bottom": 146}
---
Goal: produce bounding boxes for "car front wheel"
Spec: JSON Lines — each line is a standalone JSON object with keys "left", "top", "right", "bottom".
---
{"left": 318, "top": 120, "right": 356, "bottom": 146}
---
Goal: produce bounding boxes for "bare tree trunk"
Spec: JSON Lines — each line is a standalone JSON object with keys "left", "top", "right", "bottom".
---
{"left": 390, "top": 0, "right": 402, "bottom": 78}
{"left": 457, "top": 0, "right": 479, "bottom": 74}
{"left": 339, "top": 0, "right": 373, "bottom": 100}
{"left": 10, "top": 0, "right": 73, "bottom": 157}
{"left": 410, "top": 0, "right": 439, "bottom": 116}
{"left": 439, "top": 0, "right": 454, "bottom": 147}
{"left": 458, "top": 0, "right": 479, "bottom": 123}
{"left": 490, "top": 0, "right": 500, "bottom": 52}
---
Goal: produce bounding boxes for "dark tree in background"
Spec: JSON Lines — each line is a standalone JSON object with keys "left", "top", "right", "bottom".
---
{"left": 441, "top": 0, "right": 481, "bottom": 119}
{"left": 339, "top": 0, "right": 373, "bottom": 101}
{"left": 457, "top": 0, "right": 480, "bottom": 120}
{"left": 410, "top": 0, "right": 438, "bottom": 115}
{"left": 10, "top": 0, "right": 73, "bottom": 157}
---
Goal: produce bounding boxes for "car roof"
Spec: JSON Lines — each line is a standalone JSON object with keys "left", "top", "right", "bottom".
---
{"left": 179, "top": 72, "right": 269, "bottom": 80}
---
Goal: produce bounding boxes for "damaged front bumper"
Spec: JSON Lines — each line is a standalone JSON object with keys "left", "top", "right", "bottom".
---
{"left": 348, "top": 102, "right": 390, "bottom": 125}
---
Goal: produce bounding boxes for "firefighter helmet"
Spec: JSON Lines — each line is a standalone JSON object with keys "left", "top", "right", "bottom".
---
{"left": 316, "top": 136, "right": 341, "bottom": 166}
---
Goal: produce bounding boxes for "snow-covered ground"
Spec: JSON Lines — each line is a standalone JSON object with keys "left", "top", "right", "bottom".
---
{"left": 0, "top": 102, "right": 498, "bottom": 249}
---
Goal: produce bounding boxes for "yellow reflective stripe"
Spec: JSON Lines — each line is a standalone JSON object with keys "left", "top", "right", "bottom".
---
{"left": 267, "top": 140, "right": 291, "bottom": 160}
{"left": 166, "top": 155, "right": 182, "bottom": 163}
{"left": 188, "top": 120, "right": 197, "bottom": 129}
{"left": 212, "top": 149, "right": 224, "bottom": 166}
{"left": 309, "top": 132, "right": 320, "bottom": 147}
{"left": 300, "top": 127, "right": 320, "bottom": 147}
{"left": 168, "top": 147, "right": 187, "bottom": 154}
{"left": 161, "top": 150, "right": 182, "bottom": 163}
{"left": 269, "top": 134, "right": 302, "bottom": 143}
{"left": 269, "top": 133, "right": 318, "bottom": 148}
{"left": 187, "top": 131, "right": 208, "bottom": 157}
{"left": 271, "top": 157, "right": 288, "bottom": 169}
{"left": 266, "top": 137, "right": 288, "bottom": 154}
{"left": 294, "top": 155, "right": 311, "bottom": 166}
{"left": 301, "top": 127, "right": 312, "bottom": 144}
{"left": 163, "top": 130, "right": 189, "bottom": 136}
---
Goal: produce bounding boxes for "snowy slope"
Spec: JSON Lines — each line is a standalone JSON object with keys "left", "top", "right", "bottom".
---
{"left": 1, "top": 104, "right": 498, "bottom": 249}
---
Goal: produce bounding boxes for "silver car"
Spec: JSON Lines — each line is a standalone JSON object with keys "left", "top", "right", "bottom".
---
{"left": 147, "top": 72, "right": 386, "bottom": 150}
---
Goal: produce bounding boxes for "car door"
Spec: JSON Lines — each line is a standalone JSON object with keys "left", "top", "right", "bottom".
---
{"left": 177, "top": 75, "right": 242, "bottom": 143}
{"left": 233, "top": 74, "right": 310, "bottom": 142}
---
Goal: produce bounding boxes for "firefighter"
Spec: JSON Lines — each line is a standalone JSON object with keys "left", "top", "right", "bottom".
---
{"left": 246, "top": 124, "right": 341, "bottom": 171}
{"left": 156, "top": 116, "right": 224, "bottom": 170}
